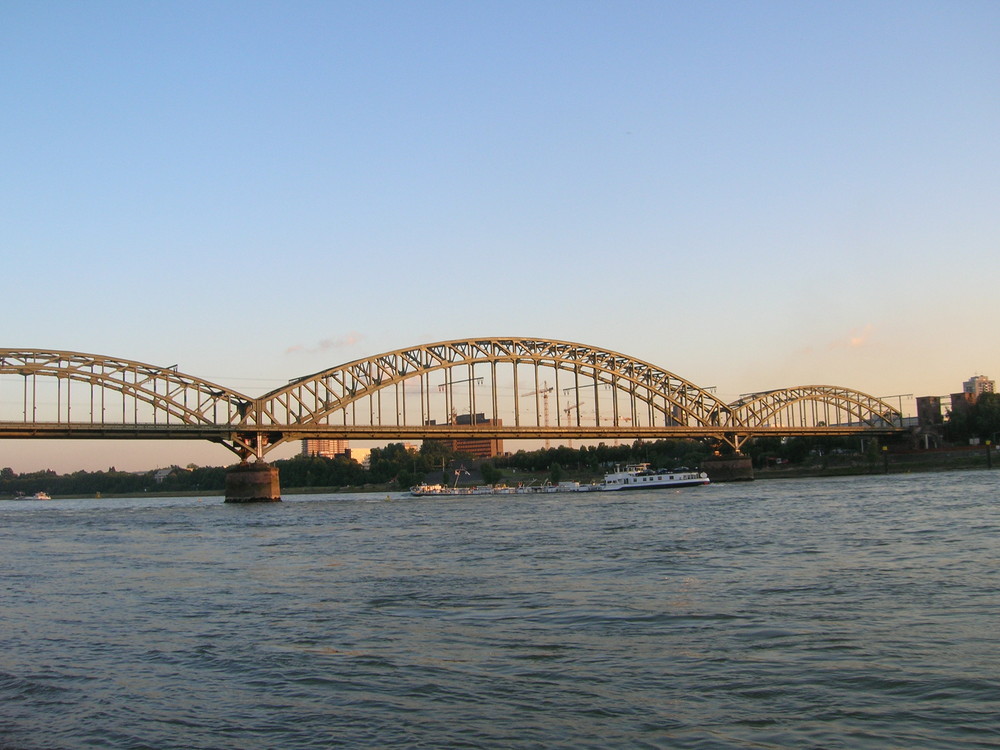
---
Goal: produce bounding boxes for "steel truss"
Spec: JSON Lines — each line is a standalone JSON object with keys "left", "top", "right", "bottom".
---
{"left": 0, "top": 349, "right": 259, "bottom": 457}
{"left": 723, "top": 385, "right": 902, "bottom": 452}
{"left": 0, "top": 341, "right": 904, "bottom": 457}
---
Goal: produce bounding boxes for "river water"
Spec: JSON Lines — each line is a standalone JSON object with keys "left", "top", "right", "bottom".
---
{"left": 1, "top": 470, "right": 998, "bottom": 749}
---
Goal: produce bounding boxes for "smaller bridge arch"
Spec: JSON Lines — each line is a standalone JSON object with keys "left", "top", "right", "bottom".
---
{"left": 723, "top": 385, "right": 903, "bottom": 452}
{"left": 0, "top": 349, "right": 259, "bottom": 457}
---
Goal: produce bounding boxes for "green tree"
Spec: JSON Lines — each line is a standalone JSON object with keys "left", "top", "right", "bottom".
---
{"left": 480, "top": 462, "right": 502, "bottom": 485}
{"left": 969, "top": 393, "right": 1000, "bottom": 442}
{"left": 945, "top": 407, "right": 969, "bottom": 442}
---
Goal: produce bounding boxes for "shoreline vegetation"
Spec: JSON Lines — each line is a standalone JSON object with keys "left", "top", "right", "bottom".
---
{"left": 2, "top": 442, "right": 996, "bottom": 500}
{"left": 756, "top": 445, "right": 996, "bottom": 479}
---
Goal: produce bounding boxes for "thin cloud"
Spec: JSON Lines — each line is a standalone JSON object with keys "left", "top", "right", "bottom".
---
{"left": 286, "top": 332, "right": 364, "bottom": 355}
{"left": 831, "top": 324, "right": 874, "bottom": 350}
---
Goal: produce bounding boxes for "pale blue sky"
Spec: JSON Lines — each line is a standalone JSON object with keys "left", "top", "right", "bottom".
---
{"left": 3, "top": 1, "right": 999, "bottom": 471}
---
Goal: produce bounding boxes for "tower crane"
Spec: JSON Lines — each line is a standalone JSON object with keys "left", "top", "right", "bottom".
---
{"left": 562, "top": 401, "right": 583, "bottom": 449}
{"left": 521, "top": 381, "right": 554, "bottom": 449}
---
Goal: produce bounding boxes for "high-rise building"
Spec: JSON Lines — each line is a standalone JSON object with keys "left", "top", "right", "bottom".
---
{"left": 301, "top": 439, "right": 349, "bottom": 458}
{"left": 963, "top": 375, "right": 995, "bottom": 399}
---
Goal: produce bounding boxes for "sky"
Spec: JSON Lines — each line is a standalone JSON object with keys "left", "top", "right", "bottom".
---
{"left": 3, "top": 1, "right": 999, "bottom": 472}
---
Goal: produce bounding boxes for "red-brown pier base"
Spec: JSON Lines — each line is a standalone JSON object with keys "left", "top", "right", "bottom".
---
{"left": 225, "top": 462, "right": 282, "bottom": 502}
{"left": 703, "top": 456, "right": 755, "bottom": 482}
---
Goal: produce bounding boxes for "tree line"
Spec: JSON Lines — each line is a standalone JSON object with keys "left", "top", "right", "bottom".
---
{"left": 1, "top": 439, "right": 712, "bottom": 497}
{"left": 944, "top": 392, "right": 1000, "bottom": 444}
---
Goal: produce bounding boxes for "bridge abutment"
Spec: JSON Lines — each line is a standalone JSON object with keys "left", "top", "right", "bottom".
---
{"left": 225, "top": 462, "right": 281, "bottom": 503}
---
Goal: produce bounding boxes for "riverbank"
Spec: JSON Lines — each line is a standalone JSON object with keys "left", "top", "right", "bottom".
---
{"left": 757, "top": 446, "right": 997, "bottom": 479}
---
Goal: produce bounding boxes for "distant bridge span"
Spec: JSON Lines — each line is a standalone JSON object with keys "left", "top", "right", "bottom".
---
{"left": 0, "top": 339, "right": 904, "bottom": 459}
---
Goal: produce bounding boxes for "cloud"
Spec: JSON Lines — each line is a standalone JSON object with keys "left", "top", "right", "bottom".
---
{"left": 832, "top": 324, "right": 874, "bottom": 350}
{"left": 286, "top": 332, "right": 364, "bottom": 355}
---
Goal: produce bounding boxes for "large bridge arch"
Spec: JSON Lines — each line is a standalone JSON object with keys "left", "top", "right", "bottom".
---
{"left": 256, "top": 337, "right": 731, "bottom": 440}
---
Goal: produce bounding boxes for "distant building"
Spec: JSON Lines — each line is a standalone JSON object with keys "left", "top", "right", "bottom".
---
{"left": 963, "top": 375, "right": 995, "bottom": 399}
{"left": 916, "top": 396, "right": 943, "bottom": 426}
{"left": 915, "top": 396, "right": 944, "bottom": 449}
{"left": 153, "top": 466, "right": 190, "bottom": 483}
{"left": 301, "top": 439, "right": 349, "bottom": 458}
{"left": 301, "top": 439, "right": 372, "bottom": 466}
{"left": 424, "top": 413, "right": 503, "bottom": 459}
{"left": 950, "top": 392, "right": 976, "bottom": 419}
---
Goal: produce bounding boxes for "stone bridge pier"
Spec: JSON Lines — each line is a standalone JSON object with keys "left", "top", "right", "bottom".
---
{"left": 225, "top": 462, "right": 281, "bottom": 502}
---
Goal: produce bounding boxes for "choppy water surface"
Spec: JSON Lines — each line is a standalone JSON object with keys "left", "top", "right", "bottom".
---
{"left": 2, "top": 471, "right": 998, "bottom": 749}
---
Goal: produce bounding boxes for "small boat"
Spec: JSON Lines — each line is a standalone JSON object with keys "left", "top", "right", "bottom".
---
{"left": 12, "top": 491, "right": 52, "bottom": 501}
{"left": 410, "top": 463, "right": 709, "bottom": 496}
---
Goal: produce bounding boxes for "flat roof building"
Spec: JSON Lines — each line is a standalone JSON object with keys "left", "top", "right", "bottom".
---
{"left": 424, "top": 413, "right": 504, "bottom": 459}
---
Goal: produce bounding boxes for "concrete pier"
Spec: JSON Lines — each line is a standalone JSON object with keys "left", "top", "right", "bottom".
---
{"left": 703, "top": 456, "right": 754, "bottom": 482}
{"left": 225, "top": 462, "right": 281, "bottom": 502}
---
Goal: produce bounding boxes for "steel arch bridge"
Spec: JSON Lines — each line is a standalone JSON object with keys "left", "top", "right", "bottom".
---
{"left": 0, "top": 339, "right": 904, "bottom": 459}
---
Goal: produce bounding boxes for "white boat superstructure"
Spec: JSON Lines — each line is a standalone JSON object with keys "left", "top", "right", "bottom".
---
{"left": 410, "top": 480, "right": 597, "bottom": 497}
{"left": 600, "top": 463, "right": 710, "bottom": 490}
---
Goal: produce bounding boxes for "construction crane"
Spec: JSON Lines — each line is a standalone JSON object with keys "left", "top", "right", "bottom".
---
{"left": 562, "top": 402, "right": 583, "bottom": 449}
{"left": 521, "top": 381, "right": 554, "bottom": 448}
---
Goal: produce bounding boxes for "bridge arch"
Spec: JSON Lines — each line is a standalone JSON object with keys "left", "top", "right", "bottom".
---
{"left": 727, "top": 385, "right": 902, "bottom": 431}
{"left": 256, "top": 337, "right": 731, "bottom": 438}
{"left": 0, "top": 349, "right": 257, "bottom": 454}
